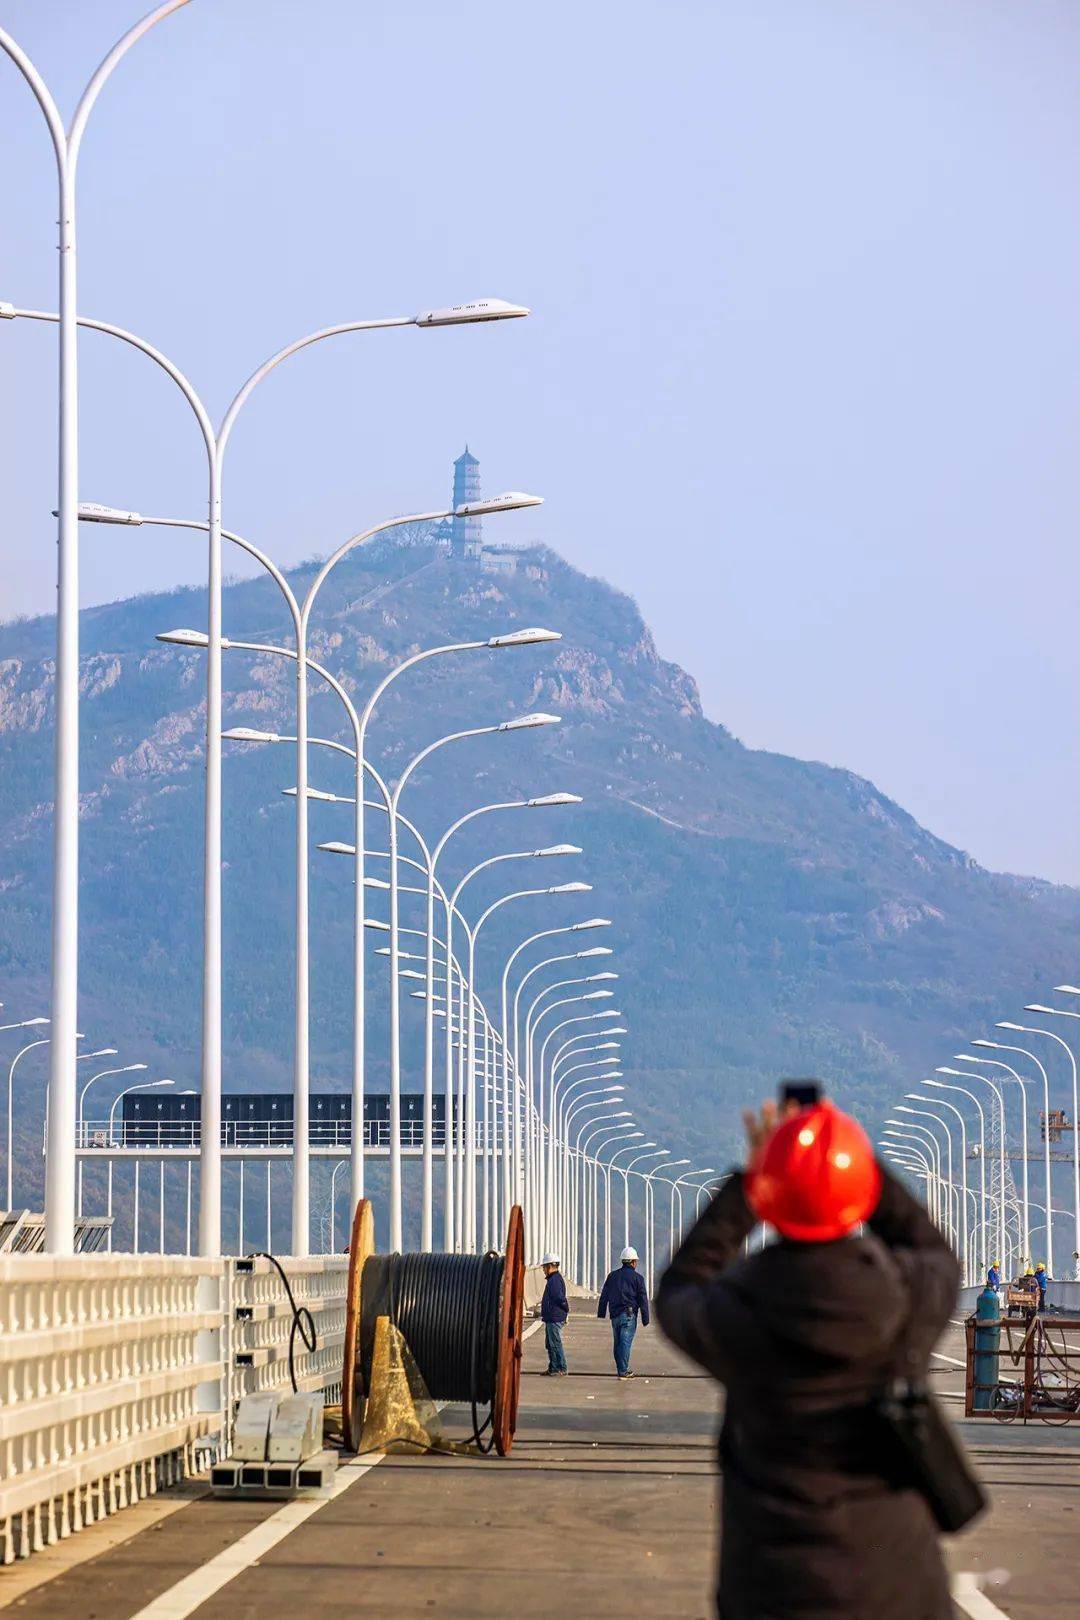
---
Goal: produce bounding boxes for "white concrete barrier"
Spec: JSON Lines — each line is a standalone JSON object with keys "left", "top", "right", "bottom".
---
{"left": 227, "top": 1254, "right": 349, "bottom": 1410}
{"left": 0, "top": 1255, "right": 223, "bottom": 1565}
{"left": 0, "top": 1252, "right": 353, "bottom": 1565}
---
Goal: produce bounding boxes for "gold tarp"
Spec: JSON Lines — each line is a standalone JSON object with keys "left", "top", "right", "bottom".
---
{"left": 357, "top": 1315, "right": 479, "bottom": 1456}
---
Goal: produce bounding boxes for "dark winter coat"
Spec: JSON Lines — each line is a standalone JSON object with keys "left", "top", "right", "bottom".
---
{"left": 656, "top": 1166, "right": 959, "bottom": 1620}
{"left": 597, "top": 1262, "right": 650, "bottom": 1325}
{"left": 541, "top": 1269, "right": 569, "bottom": 1324}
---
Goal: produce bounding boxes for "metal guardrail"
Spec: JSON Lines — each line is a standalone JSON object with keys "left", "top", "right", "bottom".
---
{"left": 0, "top": 1212, "right": 112, "bottom": 1254}
{"left": 73, "top": 1119, "right": 486, "bottom": 1150}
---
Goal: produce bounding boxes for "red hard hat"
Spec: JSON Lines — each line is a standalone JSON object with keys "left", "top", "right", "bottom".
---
{"left": 745, "top": 1100, "right": 881, "bottom": 1241}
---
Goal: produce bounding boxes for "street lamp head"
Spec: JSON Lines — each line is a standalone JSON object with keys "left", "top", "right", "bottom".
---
{"left": 363, "top": 877, "right": 391, "bottom": 891}
{"left": 969, "top": 1040, "right": 996, "bottom": 1049}
{"left": 123, "top": 1063, "right": 148, "bottom": 1073}
{"left": 319, "top": 841, "right": 355, "bottom": 855}
{"left": 364, "top": 919, "right": 391, "bottom": 932}
{"left": 415, "top": 298, "right": 530, "bottom": 326}
{"left": 499, "top": 712, "right": 561, "bottom": 731}
{"left": 23, "top": 1017, "right": 49, "bottom": 1027}
{"left": 456, "top": 491, "right": 543, "bottom": 517}
{"left": 1054, "top": 985, "right": 1080, "bottom": 995}
{"left": 549, "top": 881, "right": 591, "bottom": 894}
{"left": 528, "top": 793, "right": 582, "bottom": 807}
{"left": 284, "top": 787, "right": 342, "bottom": 802}
{"left": 157, "top": 628, "right": 209, "bottom": 648}
{"left": 588, "top": 971, "right": 618, "bottom": 981}
{"left": 576, "top": 946, "right": 613, "bottom": 957}
{"left": 487, "top": 627, "right": 561, "bottom": 648}
{"left": 995, "top": 1022, "right": 1024, "bottom": 1032}
{"left": 222, "top": 726, "right": 280, "bottom": 743}
{"left": 583, "top": 990, "right": 613, "bottom": 1000}
{"left": 1025, "top": 1005, "right": 1058, "bottom": 1015}
{"left": 924, "top": 1079, "right": 944, "bottom": 1089}
{"left": 76, "top": 502, "right": 143, "bottom": 525}
{"left": 572, "top": 918, "right": 611, "bottom": 931}
{"left": 81, "top": 1047, "right": 118, "bottom": 1060}
{"left": 537, "top": 844, "right": 582, "bottom": 857}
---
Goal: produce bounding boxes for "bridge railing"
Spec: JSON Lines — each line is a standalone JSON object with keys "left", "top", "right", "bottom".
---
{"left": 0, "top": 1255, "right": 222, "bottom": 1565}
{"left": 0, "top": 1252, "right": 351, "bottom": 1566}
{"left": 226, "top": 1254, "right": 349, "bottom": 1410}
{"left": 73, "top": 1118, "right": 469, "bottom": 1150}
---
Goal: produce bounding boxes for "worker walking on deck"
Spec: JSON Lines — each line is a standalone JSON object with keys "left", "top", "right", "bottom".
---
{"left": 657, "top": 1097, "right": 967, "bottom": 1620}
{"left": 540, "top": 1252, "right": 569, "bottom": 1374}
{"left": 598, "top": 1245, "right": 650, "bottom": 1379}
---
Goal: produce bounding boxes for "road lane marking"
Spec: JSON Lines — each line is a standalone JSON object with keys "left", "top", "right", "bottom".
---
{"left": 128, "top": 1318, "right": 542, "bottom": 1620}
{"left": 951, "top": 1572, "right": 1010, "bottom": 1618}
{"left": 931, "top": 1350, "right": 966, "bottom": 1367}
{"left": 126, "top": 1451, "right": 385, "bottom": 1620}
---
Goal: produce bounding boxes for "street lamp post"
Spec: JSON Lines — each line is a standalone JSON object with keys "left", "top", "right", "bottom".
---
{"left": 1017, "top": 1010, "right": 1080, "bottom": 1276}
{"left": 0, "top": 0, "right": 193, "bottom": 1253}
{"left": 973, "top": 1035, "right": 1054, "bottom": 1275}
{"left": 4, "top": 1021, "right": 51, "bottom": 1209}
{"left": 912, "top": 1091, "right": 971, "bottom": 1282}
{"left": 940, "top": 1063, "right": 1011, "bottom": 1273}
{"left": 107, "top": 1078, "right": 174, "bottom": 1250}
{"left": 77, "top": 1062, "right": 146, "bottom": 1214}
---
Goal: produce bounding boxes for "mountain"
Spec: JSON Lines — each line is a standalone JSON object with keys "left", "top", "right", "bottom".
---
{"left": 3, "top": 532, "right": 1079, "bottom": 1221}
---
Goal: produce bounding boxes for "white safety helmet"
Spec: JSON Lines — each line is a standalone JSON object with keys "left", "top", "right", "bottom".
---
{"left": 620, "top": 1245, "right": 639, "bottom": 1263}
{"left": 541, "top": 1252, "right": 560, "bottom": 1266}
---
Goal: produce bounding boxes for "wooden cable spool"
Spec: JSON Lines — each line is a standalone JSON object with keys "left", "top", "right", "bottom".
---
{"left": 341, "top": 1200, "right": 525, "bottom": 1457}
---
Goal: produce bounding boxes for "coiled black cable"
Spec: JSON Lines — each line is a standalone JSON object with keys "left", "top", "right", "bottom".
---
{"left": 359, "top": 1250, "right": 504, "bottom": 1450}
{"left": 252, "top": 1251, "right": 317, "bottom": 1394}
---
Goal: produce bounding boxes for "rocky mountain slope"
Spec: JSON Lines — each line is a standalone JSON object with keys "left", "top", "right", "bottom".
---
{"left": 3, "top": 533, "right": 1079, "bottom": 1203}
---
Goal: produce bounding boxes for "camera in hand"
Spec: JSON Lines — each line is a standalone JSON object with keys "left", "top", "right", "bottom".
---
{"left": 779, "top": 1079, "right": 822, "bottom": 1109}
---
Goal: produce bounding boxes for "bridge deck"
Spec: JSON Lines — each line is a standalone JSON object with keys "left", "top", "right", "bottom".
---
{"left": 0, "top": 1315, "right": 1076, "bottom": 1619}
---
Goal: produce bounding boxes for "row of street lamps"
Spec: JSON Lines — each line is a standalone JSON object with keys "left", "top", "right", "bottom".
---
{"left": 881, "top": 992, "right": 1080, "bottom": 1282}
{"left": 1, "top": 4, "right": 721, "bottom": 1267}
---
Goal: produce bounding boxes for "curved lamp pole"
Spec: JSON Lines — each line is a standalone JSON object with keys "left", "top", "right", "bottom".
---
{"left": 577, "top": 1116, "right": 636, "bottom": 1288}
{"left": 911, "top": 1091, "right": 971, "bottom": 1282}
{"left": 1016, "top": 1011, "right": 1080, "bottom": 1276}
{"left": 883, "top": 1126, "right": 941, "bottom": 1216}
{"left": 4, "top": 1021, "right": 51, "bottom": 1209}
{"left": 894, "top": 1109, "right": 956, "bottom": 1242}
{"left": 0, "top": 0, "right": 193, "bottom": 1253}
{"left": 77, "top": 1062, "right": 147, "bottom": 1215}
{"left": 973, "top": 1035, "right": 1054, "bottom": 1275}
{"left": 940, "top": 1062, "right": 1011, "bottom": 1271}
{"left": 107, "top": 1077, "right": 174, "bottom": 1250}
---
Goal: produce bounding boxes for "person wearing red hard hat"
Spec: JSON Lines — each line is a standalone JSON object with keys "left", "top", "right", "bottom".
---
{"left": 656, "top": 1092, "right": 961, "bottom": 1620}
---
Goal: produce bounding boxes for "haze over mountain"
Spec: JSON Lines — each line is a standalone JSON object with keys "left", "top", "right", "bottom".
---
{"left": 2, "top": 530, "right": 1079, "bottom": 1216}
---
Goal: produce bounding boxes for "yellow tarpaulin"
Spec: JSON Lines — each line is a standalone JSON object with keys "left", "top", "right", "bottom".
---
{"left": 357, "top": 1315, "right": 479, "bottom": 1456}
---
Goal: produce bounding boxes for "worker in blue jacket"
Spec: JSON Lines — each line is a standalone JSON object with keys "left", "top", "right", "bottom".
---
{"left": 987, "top": 1261, "right": 1000, "bottom": 1292}
{"left": 540, "top": 1252, "right": 569, "bottom": 1374}
{"left": 1034, "top": 1262, "right": 1048, "bottom": 1312}
{"left": 597, "top": 1245, "right": 651, "bottom": 1379}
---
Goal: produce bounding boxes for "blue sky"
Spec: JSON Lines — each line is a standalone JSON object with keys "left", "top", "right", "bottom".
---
{"left": 2, "top": 1, "right": 1080, "bottom": 882}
